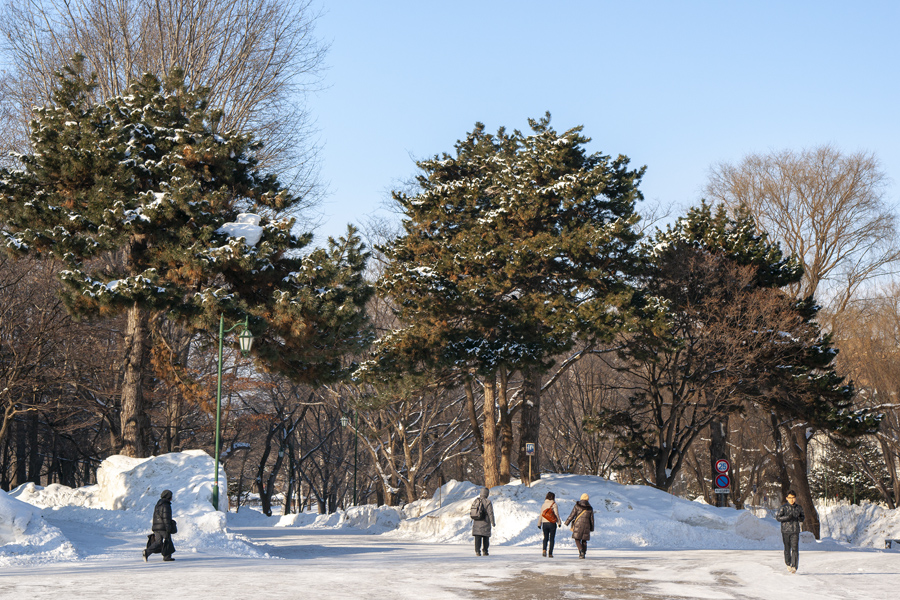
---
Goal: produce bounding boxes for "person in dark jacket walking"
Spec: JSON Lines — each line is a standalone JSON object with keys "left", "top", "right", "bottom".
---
{"left": 144, "top": 489, "right": 177, "bottom": 562}
{"left": 564, "top": 493, "right": 594, "bottom": 559}
{"left": 471, "top": 487, "right": 496, "bottom": 556}
{"left": 775, "top": 490, "right": 805, "bottom": 573}
{"left": 537, "top": 491, "right": 562, "bottom": 557}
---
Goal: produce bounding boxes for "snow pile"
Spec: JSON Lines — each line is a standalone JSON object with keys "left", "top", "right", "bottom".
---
{"left": 0, "top": 490, "right": 76, "bottom": 565}
{"left": 286, "top": 474, "right": 848, "bottom": 551}
{"left": 819, "top": 500, "right": 900, "bottom": 548}
{"left": 218, "top": 213, "right": 263, "bottom": 247}
{"left": 7, "top": 450, "right": 264, "bottom": 562}
{"left": 276, "top": 504, "right": 406, "bottom": 533}
{"left": 390, "top": 474, "right": 799, "bottom": 549}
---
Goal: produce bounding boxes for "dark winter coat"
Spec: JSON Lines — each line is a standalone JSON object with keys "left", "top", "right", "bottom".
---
{"left": 152, "top": 498, "right": 174, "bottom": 534}
{"left": 564, "top": 500, "right": 594, "bottom": 540}
{"left": 471, "top": 488, "right": 496, "bottom": 537}
{"left": 775, "top": 501, "right": 805, "bottom": 534}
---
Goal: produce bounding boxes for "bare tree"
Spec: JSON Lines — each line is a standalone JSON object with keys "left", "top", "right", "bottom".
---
{"left": 0, "top": 0, "right": 326, "bottom": 204}
{"left": 706, "top": 145, "right": 899, "bottom": 318}
{"left": 833, "top": 286, "right": 900, "bottom": 507}
{"left": 540, "top": 354, "right": 622, "bottom": 478}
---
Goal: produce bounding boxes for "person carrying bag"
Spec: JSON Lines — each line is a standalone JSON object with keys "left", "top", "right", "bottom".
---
{"left": 537, "top": 491, "right": 562, "bottom": 557}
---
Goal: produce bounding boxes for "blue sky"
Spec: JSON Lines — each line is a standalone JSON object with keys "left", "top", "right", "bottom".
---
{"left": 307, "top": 1, "right": 900, "bottom": 244}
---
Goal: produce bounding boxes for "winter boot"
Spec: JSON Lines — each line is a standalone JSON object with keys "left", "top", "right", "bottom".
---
{"left": 542, "top": 550, "right": 547, "bottom": 557}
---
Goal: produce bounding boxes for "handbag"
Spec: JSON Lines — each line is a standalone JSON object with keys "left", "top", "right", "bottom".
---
{"left": 169, "top": 519, "right": 177, "bottom": 534}
{"left": 540, "top": 505, "right": 558, "bottom": 524}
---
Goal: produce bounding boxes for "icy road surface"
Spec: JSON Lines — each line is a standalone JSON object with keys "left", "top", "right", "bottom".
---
{"left": 1, "top": 522, "right": 897, "bottom": 600}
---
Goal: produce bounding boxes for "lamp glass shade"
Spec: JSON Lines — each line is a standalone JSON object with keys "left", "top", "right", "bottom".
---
{"left": 238, "top": 328, "right": 254, "bottom": 355}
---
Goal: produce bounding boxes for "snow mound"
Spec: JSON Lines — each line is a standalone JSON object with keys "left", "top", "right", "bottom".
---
{"left": 286, "top": 474, "right": 855, "bottom": 550}
{"left": 0, "top": 490, "right": 76, "bottom": 565}
{"left": 820, "top": 500, "right": 900, "bottom": 548}
{"left": 385, "top": 474, "right": 794, "bottom": 549}
{"left": 94, "top": 449, "right": 226, "bottom": 515}
{"left": 8, "top": 450, "right": 264, "bottom": 561}
{"left": 276, "top": 504, "right": 405, "bottom": 533}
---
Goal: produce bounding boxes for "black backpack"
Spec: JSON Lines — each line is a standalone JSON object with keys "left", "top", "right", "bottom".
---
{"left": 470, "top": 498, "right": 485, "bottom": 520}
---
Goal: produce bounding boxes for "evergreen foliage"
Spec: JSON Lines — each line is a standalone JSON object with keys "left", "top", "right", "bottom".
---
{"left": 809, "top": 439, "right": 891, "bottom": 504}
{"left": 363, "top": 113, "right": 644, "bottom": 378}
{"left": 587, "top": 203, "right": 878, "bottom": 489}
{"left": 0, "top": 57, "right": 372, "bottom": 384}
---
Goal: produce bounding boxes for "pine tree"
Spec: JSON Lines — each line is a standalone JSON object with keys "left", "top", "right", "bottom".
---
{"left": 588, "top": 203, "right": 879, "bottom": 536}
{"left": 364, "top": 114, "right": 643, "bottom": 486}
{"left": 0, "top": 58, "right": 372, "bottom": 457}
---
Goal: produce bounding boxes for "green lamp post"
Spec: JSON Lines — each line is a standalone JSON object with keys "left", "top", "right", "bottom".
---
{"left": 340, "top": 411, "right": 358, "bottom": 506}
{"left": 212, "top": 315, "right": 254, "bottom": 511}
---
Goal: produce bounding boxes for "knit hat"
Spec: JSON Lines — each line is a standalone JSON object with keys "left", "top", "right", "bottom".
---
{"left": 580, "top": 493, "right": 589, "bottom": 501}
{"left": 160, "top": 489, "right": 173, "bottom": 500}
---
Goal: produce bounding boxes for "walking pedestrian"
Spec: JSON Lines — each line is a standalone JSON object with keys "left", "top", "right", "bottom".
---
{"left": 564, "top": 493, "right": 594, "bottom": 559}
{"left": 775, "top": 489, "right": 805, "bottom": 573}
{"left": 537, "top": 491, "right": 562, "bottom": 557}
{"left": 143, "top": 489, "right": 177, "bottom": 562}
{"left": 470, "top": 487, "right": 496, "bottom": 556}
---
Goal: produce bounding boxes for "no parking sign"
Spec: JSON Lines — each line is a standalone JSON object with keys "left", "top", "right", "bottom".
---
{"left": 714, "top": 459, "right": 730, "bottom": 494}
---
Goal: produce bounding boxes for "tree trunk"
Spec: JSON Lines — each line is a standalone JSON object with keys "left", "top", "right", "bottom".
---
{"left": 27, "top": 411, "right": 40, "bottom": 484}
{"left": 12, "top": 416, "right": 26, "bottom": 488}
{"left": 709, "top": 417, "right": 729, "bottom": 507}
{"left": 517, "top": 368, "right": 541, "bottom": 486}
{"left": 121, "top": 302, "right": 151, "bottom": 458}
{"left": 482, "top": 373, "right": 500, "bottom": 489}
{"left": 880, "top": 437, "right": 900, "bottom": 508}
{"left": 781, "top": 420, "right": 820, "bottom": 538}
{"left": 464, "top": 377, "right": 484, "bottom": 453}
{"left": 770, "top": 412, "right": 791, "bottom": 498}
{"left": 497, "top": 368, "right": 513, "bottom": 485}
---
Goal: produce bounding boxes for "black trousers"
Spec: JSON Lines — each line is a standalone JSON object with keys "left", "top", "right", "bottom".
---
{"left": 541, "top": 523, "right": 557, "bottom": 554}
{"left": 474, "top": 535, "right": 490, "bottom": 554}
{"left": 574, "top": 538, "right": 588, "bottom": 556}
{"left": 782, "top": 532, "right": 799, "bottom": 569}
{"left": 147, "top": 531, "right": 175, "bottom": 558}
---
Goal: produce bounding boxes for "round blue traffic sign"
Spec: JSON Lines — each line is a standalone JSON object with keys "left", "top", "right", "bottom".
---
{"left": 715, "top": 474, "right": 730, "bottom": 488}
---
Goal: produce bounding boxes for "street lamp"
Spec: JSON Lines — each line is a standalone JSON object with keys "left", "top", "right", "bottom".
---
{"left": 341, "top": 411, "right": 358, "bottom": 505}
{"left": 212, "top": 315, "right": 254, "bottom": 511}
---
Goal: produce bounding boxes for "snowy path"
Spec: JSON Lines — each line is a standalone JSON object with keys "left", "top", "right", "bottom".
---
{"left": 1, "top": 520, "right": 897, "bottom": 599}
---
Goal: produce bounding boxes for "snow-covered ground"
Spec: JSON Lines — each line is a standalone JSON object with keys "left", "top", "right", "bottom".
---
{"left": 1, "top": 451, "right": 899, "bottom": 599}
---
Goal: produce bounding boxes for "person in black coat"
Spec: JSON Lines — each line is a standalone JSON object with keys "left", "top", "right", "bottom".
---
{"left": 144, "top": 489, "right": 177, "bottom": 562}
{"left": 775, "top": 489, "right": 805, "bottom": 573}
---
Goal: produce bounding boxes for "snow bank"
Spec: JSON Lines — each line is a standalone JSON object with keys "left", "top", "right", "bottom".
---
{"left": 0, "top": 490, "right": 76, "bottom": 565}
{"left": 7, "top": 450, "right": 263, "bottom": 562}
{"left": 388, "top": 474, "right": 801, "bottom": 549}
{"left": 819, "top": 500, "right": 900, "bottom": 548}
{"left": 284, "top": 474, "right": 853, "bottom": 551}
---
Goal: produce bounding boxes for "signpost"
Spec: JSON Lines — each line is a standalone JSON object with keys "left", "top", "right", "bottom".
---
{"left": 714, "top": 459, "right": 731, "bottom": 503}
{"left": 525, "top": 443, "right": 535, "bottom": 486}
